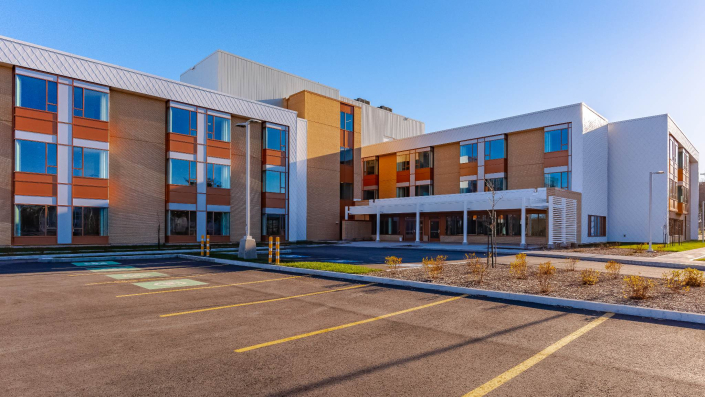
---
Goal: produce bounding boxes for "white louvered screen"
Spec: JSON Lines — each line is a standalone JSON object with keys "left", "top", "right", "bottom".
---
{"left": 549, "top": 196, "right": 577, "bottom": 245}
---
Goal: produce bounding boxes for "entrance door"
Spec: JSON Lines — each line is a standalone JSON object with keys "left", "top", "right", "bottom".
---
{"left": 404, "top": 217, "right": 416, "bottom": 241}
{"left": 430, "top": 219, "right": 440, "bottom": 241}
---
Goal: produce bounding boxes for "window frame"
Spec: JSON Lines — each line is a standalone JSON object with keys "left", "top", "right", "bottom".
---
{"left": 206, "top": 211, "right": 230, "bottom": 236}
{"left": 396, "top": 186, "right": 409, "bottom": 198}
{"left": 588, "top": 215, "right": 606, "bottom": 237}
{"left": 396, "top": 154, "right": 410, "bottom": 172}
{"left": 460, "top": 180, "right": 478, "bottom": 194}
{"left": 415, "top": 150, "right": 433, "bottom": 169}
{"left": 484, "top": 139, "right": 506, "bottom": 160}
{"left": 460, "top": 143, "right": 478, "bottom": 163}
{"left": 168, "top": 107, "right": 198, "bottom": 136}
{"left": 544, "top": 171, "right": 571, "bottom": 190}
{"left": 263, "top": 124, "right": 288, "bottom": 152}
{"left": 362, "top": 189, "right": 378, "bottom": 200}
{"left": 415, "top": 184, "right": 433, "bottom": 197}
{"left": 206, "top": 163, "right": 230, "bottom": 189}
{"left": 340, "top": 111, "right": 353, "bottom": 132}
{"left": 15, "top": 140, "right": 57, "bottom": 175}
{"left": 263, "top": 169, "right": 287, "bottom": 194}
{"left": 73, "top": 86, "right": 109, "bottom": 121}
{"left": 168, "top": 159, "right": 197, "bottom": 186}
{"left": 363, "top": 158, "right": 378, "bottom": 176}
{"left": 206, "top": 114, "right": 231, "bottom": 142}
{"left": 14, "top": 204, "right": 57, "bottom": 237}
{"left": 72, "top": 146, "right": 109, "bottom": 179}
{"left": 544, "top": 128, "right": 569, "bottom": 153}
{"left": 167, "top": 210, "right": 197, "bottom": 236}
{"left": 72, "top": 206, "right": 109, "bottom": 237}
{"left": 15, "top": 74, "right": 58, "bottom": 113}
{"left": 340, "top": 182, "right": 354, "bottom": 200}
{"left": 485, "top": 177, "right": 506, "bottom": 191}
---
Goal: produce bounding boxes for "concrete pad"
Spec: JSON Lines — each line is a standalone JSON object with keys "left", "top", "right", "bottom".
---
{"left": 85, "top": 266, "right": 138, "bottom": 272}
{"left": 107, "top": 272, "right": 168, "bottom": 280}
{"left": 132, "top": 279, "right": 207, "bottom": 290}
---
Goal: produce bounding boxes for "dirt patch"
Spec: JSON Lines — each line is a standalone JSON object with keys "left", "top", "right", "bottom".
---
{"left": 371, "top": 262, "right": 705, "bottom": 314}
{"left": 554, "top": 247, "right": 669, "bottom": 257}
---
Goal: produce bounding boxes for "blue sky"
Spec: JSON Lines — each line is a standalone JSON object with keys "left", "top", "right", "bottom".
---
{"left": 2, "top": 0, "right": 704, "bottom": 155}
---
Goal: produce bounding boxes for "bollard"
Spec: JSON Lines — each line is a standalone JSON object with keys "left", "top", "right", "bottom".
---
{"left": 206, "top": 235, "right": 210, "bottom": 257}
{"left": 200, "top": 235, "right": 204, "bottom": 256}
{"left": 268, "top": 236, "right": 273, "bottom": 264}
{"left": 275, "top": 237, "right": 280, "bottom": 265}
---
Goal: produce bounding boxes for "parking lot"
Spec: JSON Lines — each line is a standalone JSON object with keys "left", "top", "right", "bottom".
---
{"left": 2, "top": 257, "right": 705, "bottom": 396}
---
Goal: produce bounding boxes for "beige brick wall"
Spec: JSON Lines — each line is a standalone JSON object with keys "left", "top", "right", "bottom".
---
{"left": 0, "top": 66, "right": 12, "bottom": 245}
{"left": 108, "top": 91, "right": 166, "bottom": 245}
{"left": 434, "top": 143, "right": 460, "bottom": 195}
{"left": 508, "top": 128, "right": 544, "bottom": 190}
{"left": 230, "top": 117, "right": 262, "bottom": 241}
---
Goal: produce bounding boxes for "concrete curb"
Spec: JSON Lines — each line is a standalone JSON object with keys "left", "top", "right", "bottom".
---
{"left": 179, "top": 254, "right": 705, "bottom": 326}
{"left": 524, "top": 252, "right": 705, "bottom": 271}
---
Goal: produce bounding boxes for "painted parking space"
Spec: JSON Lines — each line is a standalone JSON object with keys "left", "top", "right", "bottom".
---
{"left": 133, "top": 279, "right": 207, "bottom": 290}
{"left": 72, "top": 261, "right": 121, "bottom": 267}
{"left": 107, "top": 272, "right": 168, "bottom": 280}
{"left": 85, "top": 266, "right": 139, "bottom": 272}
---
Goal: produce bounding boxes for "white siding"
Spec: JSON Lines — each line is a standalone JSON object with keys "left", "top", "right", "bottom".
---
{"left": 580, "top": 105, "right": 609, "bottom": 243}
{"left": 289, "top": 118, "right": 308, "bottom": 241}
{"left": 340, "top": 97, "right": 425, "bottom": 145}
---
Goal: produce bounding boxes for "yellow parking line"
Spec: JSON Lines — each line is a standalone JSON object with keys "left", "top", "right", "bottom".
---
{"left": 235, "top": 294, "right": 468, "bottom": 353}
{"left": 463, "top": 312, "right": 614, "bottom": 397}
{"left": 117, "top": 275, "right": 304, "bottom": 297}
{"left": 161, "top": 283, "right": 374, "bottom": 318}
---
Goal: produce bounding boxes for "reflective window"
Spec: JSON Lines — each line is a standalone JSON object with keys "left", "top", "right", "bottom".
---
{"left": 340, "top": 182, "right": 353, "bottom": 200}
{"left": 380, "top": 216, "right": 399, "bottom": 235}
{"left": 396, "top": 186, "right": 409, "bottom": 198}
{"left": 460, "top": 180, "right": 477, "bottom": 194}
{"left": 445, "top": 215, "right": 463, "bottom": 236}
{"left": 262, "top": 214, "right": 286, "bottom": 236}
{"left": 207, "top": 212, "right": 230, "bottom": 236}
{"left": 340, "top": 147, "right": 353, "bottom": 166}
{"left": 526, "top": 213, "right": 547, "bottom": 237}
{"left": 14, "top": 205, "right": 57, "bottom": 236}
{"left": 264, "top": 126, "right": 287, "bottom": 152}
{"left": 207, "top": 115, "right": 231, "bottom": 142}
{"left": 544, "top": 128, "right": 569, "bottom": 153}
{"left": 363, "top": 159, "right": 378, "bottom": 175}
{"left": 484, "top": 139, "right": 505, "bottom": 160}
{"left": 72, "top": 207, "right": 108, "bottom": 236}
{"left": 460, "top": 143, "right": 478, "bottom": 163}
{"left": 415, "top": 151, "right": 433, "bottom": 169}
{"left": 73, "top": 147, "right": 108, "bottom": 178}
{"left": 340, "top": 111, "right": 353, "bottom": 131}
{"left": 263, "top": 170, "right": 286, "bottom": 194}
{"left": 485, "top": 177, "right": 506, "bottom": 191}
{"left": 15, "top": 140, "right": 57, "bottom": 174}
{"left": 206, "top": 163, "right": 230, "bottom": 188}
{"left": 15, "top": 74, "right": 57, "bottom": 113}
{"left": 168, "top": 159, "right": 197, "bottom": 186}
{"left": 168, "top": 210, "right": 196, "bottom": 236}
{"left": 415, "top": 185, "right": 433, "bottom": 196}
{"left": 544, "top": 171, "right": 571, "bottom": 189}
{"left": 73, "top": 86, "right": 109, "bottom": 121}
{"left": 363, "top": 189, "right": 378, "bottom": 200}
{"left": 169, "top": 107, "right": 197, "bottom": 136}
{"left": 396, "top": 154, "right": 410, "bottom": 171}
{"left": 588, "top": 215, "right": 606, "bottom": 237}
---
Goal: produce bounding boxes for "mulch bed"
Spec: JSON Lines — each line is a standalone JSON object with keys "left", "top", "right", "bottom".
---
{"left": 554, "top": 247, "right": 669, "bottom": 257}
{"left": 371, "top": 262, "right": 705, "bottom": 314}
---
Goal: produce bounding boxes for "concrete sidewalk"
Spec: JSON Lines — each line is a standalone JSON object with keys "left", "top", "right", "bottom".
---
{"left": 338, "top": 241, "right": 538, "bottom": 254}
{"left": 524, "top": 251, "right": 705, "bottom": 271}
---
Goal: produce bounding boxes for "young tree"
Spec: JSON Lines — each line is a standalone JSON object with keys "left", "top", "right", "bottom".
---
{"left": 484, "top": 180, "right": 502, "bottom": 268}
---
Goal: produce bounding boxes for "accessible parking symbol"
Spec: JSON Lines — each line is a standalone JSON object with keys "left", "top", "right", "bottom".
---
{"left": 133, "top": 279, "right": 207, "bottom": 290}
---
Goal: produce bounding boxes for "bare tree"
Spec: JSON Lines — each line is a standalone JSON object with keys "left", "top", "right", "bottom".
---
{"left": 484, "top": 180, "right": 502, "bottom": 268}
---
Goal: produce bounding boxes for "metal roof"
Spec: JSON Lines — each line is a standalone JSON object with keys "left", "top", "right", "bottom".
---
{"left": 0, "top": 35, "right": 298, "bottom": 128}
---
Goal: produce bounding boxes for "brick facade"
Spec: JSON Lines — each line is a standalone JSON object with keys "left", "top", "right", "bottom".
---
{"left": 0, "top": 66, "right": 12, "bottom": 245}
{"left": 508, "top": 128, "right": 544, "bottom": 190}
{"left": 433, "top": 142, "right": 460, "bottom": 195}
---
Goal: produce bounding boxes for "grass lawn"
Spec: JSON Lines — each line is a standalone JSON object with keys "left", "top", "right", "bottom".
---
{"left": 209, "top": 253, "right": 377, "bottom": 274}
{"left": 618, "top": 241, "right": 705, "bottom": 253}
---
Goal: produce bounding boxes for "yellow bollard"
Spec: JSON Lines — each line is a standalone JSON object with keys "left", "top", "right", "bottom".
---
{"left": 268, "top": 236, "right": 273, "bottom": 264}
{"left": 200, "top": 235, "right": 204, "bottom": 256}
{"left": 275, "top": 237, "right": 280, "bottom": 265}
{"left": 206, "top": 235, "right": 210, "bottom": 257}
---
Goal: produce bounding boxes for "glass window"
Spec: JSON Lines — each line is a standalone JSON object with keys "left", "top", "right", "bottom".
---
{"left": 263, "top": 170, "right": 286, "bottom": 194}
{"left": 168, "top": 210, "right": 196, "bottom": 236}
{"left": 363, "top": 159, "right": 378, "bottom": 175}
{"left": 206, "top": 163, "right": 230, "bottom": 188}
{"left": 445, "top": 215, "right": 463, "bottom": 236}
{"left": 396, "top": 154, "right": 410, "bottom": 171}
{"left": 73, "top": 147, "right": 108, "bottom": 178}
{"left": 72, "top": 207, "right": 108, "bottom": 236}
{"left": 169, "top": 107, "right": 197, "bottom": 136}
{"left": 340, "top": 111, "right": 353, "bottom": 131}
{"left": 544, "top": 128, "right": 569, "bottom": 153}
{"left": 380, "top": 216, "right": 399, "bottom": 235}
{"left": 73, "top": 86, "right": 108, "bottom": 121}
{"left": 396, "top": 186, "right": 409, "bottom": 198}
{"left": 207, "top": 212, "right": 230, "bottom": 236}
{"left": 14, "top": 205, "right": 57, "bottom": 236}
{"left": 415, "top": 151, "right": 433, "bottom": 169}
{"left": 485, "top": 139, "right": 506, "bottom": 160}
{"left": 485, "top": 177, "right": 506, "bottom": 191}
{"left": 460, "top": 180, "right": 477, "bottom": 194}
{"left": 168, "top": 159, "right": 196, "bottom": 186}
{"left": 15, "top": 140, "right": 57, "bottom": 174}
{"left": 15, "top": 74, "right": 57, "bottom": 112}
{"left": 415, "top": 185, "right": 433, "bottom": 196}
{"left": 526, "top": 213, "right": 547, "bottom": 237}
{"left": 340, "top": 147, "right": 353, "bottom": 166}
{"left": 588, "top": 215, "right": 606, "bottom": 237}
{"left": 363, "top": 189, "right": 378, "bottom": 200}
{"left": 460, "top": 143, "right": 478, "bottom": 163}
{"left": 340, "top": 183, "right": 353, "bottom": 200}
{"left": 262, "top": 214, "right": 286, "bottom": 236}
{"left": 264, "top": 126, "right": 287, "bottom": 152}
{"left": 544, "top": 171, "right": 571, "bottom": 189}
{"left": 207, "top": 115, "right": 231, "bottom": 142}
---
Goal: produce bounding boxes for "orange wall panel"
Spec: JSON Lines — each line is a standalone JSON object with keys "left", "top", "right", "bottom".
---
{"left": 74, "top": 125, "right": 109, "bottom": 142}
{"left": 543, "top": 151, "right": 569, "bottom": 168}
{"left": 262, "top": 192, "right": 286, "bottom": 209}
{"left": 378, "top": 154, "right": 397, "bottom": 199}
{"left": 13, "top": 236, "right": 57, "bottom": 245}
{"left": 397, "top": 170, "right": 410, "bottom": 183}
{"left": 15, "top": 107, "right": 57, "bottom": 135}
{"left": 73, "top": 185, "right": 109, "bottom": 200}
{"left": 73, "top": 176, "right": 109, "bottom": 187}
{"left": 485, "top": 159, "right": 507, "bottom": 174}
{"left": 14, "top": 180, "right": 55, "bottom": 197}
{"left": 73, "top": 236, "right": 109, "bottom": 245}
{"left": 363, "top": 174, "right": 378, "bottom": 186}
{"left": 14, "top": 172, "right": 56, "bottom": 183}
{"left": 459, "top": 162, "right": 478, "bottom": 177}
{"left": 415, "top": 167, "right": 433, "bottom": 181}
{"left": 206, "top": 145, "right": 230, "bottom": 159}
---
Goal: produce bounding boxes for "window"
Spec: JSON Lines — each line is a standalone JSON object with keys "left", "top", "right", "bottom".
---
{"left": 262, "top": 214, "right": 286, "bottom": 236}
{"left": 460, "top": 143, "right": 478, "bottom": 163}
{"left": 507, "top": 214, "right": 522, "bottom": 236}
{"left": 207, "top": 212, "right": 230, "bottom": 236}
{"left": 460, "top": 180, "right": 477, "bottom": 194}
{"left": 445, "top": 215, "right": 463, "bottom": 236}
{"left": 15, "top": 140, "right": 57, "bottom": 174}
{"left": 169, "top": 107, "right": 197, "bottom": 136}
{"left": 466, "top": 214, "right": 489, "bottom": 235}
{"left": 340, "top": 182, "right": 353, "bottom": 200}
{"left": 340, "top": 147, "right": 353, "bottom": 166}
{"left": 415, "top": 185, "right": 433, "bottom": 196}
{"left": 363, "top": 159, "right": 378, "bottom": 175}
{"left": 14, "top": 205, "right": 57, "bottom": 237}
{"left": 73, "top": 147, "right": 108, "bottom": 178}
{"left": 485, "top": 177, "right": 506, "bottom": 191}
{"left": 396, "top": 154, "right": 410, "bottom": 171}
{"left": 73, "top": 86, "right": 108, "bottom": 121}
{"left": 72, "top": 207, "right": 108, "bottom": 236}
{"left": 544, "top": 171, "right": 571, "bottom": 189}
{"left": 206, "top": 163, "right": 230, "bottom": 188}
{"left": 340, "top": 111, "right": 353, "bottom": 131}
{"left": 396, "top": 186, "right": 409, "bottom": 198}
{"left": 415, "top": 151, "right": 433, "bottom": 169}
{"left": 264, "top": 126, "right": 287, "bottom": 152}
{"left": 168, "top": 210, "right": 196, "bottom": 236}
{"left": 588, "top": 215, "right": 606, "bottom": 237}
{"left": 168, "top": 159, "right": 197, "bottom": 186}
{"left": 678, "top": 186, "right": 689, "bottom": 204}
{"left": 526, "top": 213, "right": 547, "bottom": 237}
{"left": 544, "top": 128, "right": 568, "bottom": 152}
{"left": 15, "top": 74, "right": 57, "bottom": 113}
{"left": 485, "top": 139, "right": 505, "bottom": 160}
{"left": 363, "top": 189, "right": 378, "bottom": 200}
{"left": 263, "top": 170, "right": 286, "bottom": 194}
{"left": 380, "top": 216, "right": 399, "bottom": 235}
{"left": 207, "top": 115, "right": 231, "bottom": 142}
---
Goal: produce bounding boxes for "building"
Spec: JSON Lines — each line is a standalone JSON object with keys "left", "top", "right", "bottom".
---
{"left": 345, "top": 104, "right": 699, "bottom": 246}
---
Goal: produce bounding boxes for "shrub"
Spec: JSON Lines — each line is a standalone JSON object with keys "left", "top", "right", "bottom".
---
{"left": 466, "top": 253, "right": 488, "bottom": 284}
{"left": 581, "top": 269, "right": 600, "bottom": 285}
{"left": 510, "top": 253, "right": 528, "bottom": 279}
{"left": 634, "top": 243, "right": 646, "bottom": 252}
{"left": 537, "top": 262, "right": 556, "bottom": 293}
{"left": 623, "top": 275, "right": 655, "bottom": 300}
{"left": 384, "top": 256, "right": 402, "bottom": 271}
{"left": 662, "top": 270, "right": 689, "bottom": 293}
{"left": 605, "top": 261, "right": 623, "bottom": 279}
{"left": 422, "top": 255, "right": 446, "bottom": 280}
{"left": 565, "top": 257, "right": 579, "bottom": 272}
{"left": 683, "top": 268, "right": 704, "bottom": 287}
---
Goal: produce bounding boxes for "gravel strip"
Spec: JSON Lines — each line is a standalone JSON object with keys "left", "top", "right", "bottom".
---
{"left": 371, "top": 262, "right": 705, "bottom": 314}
